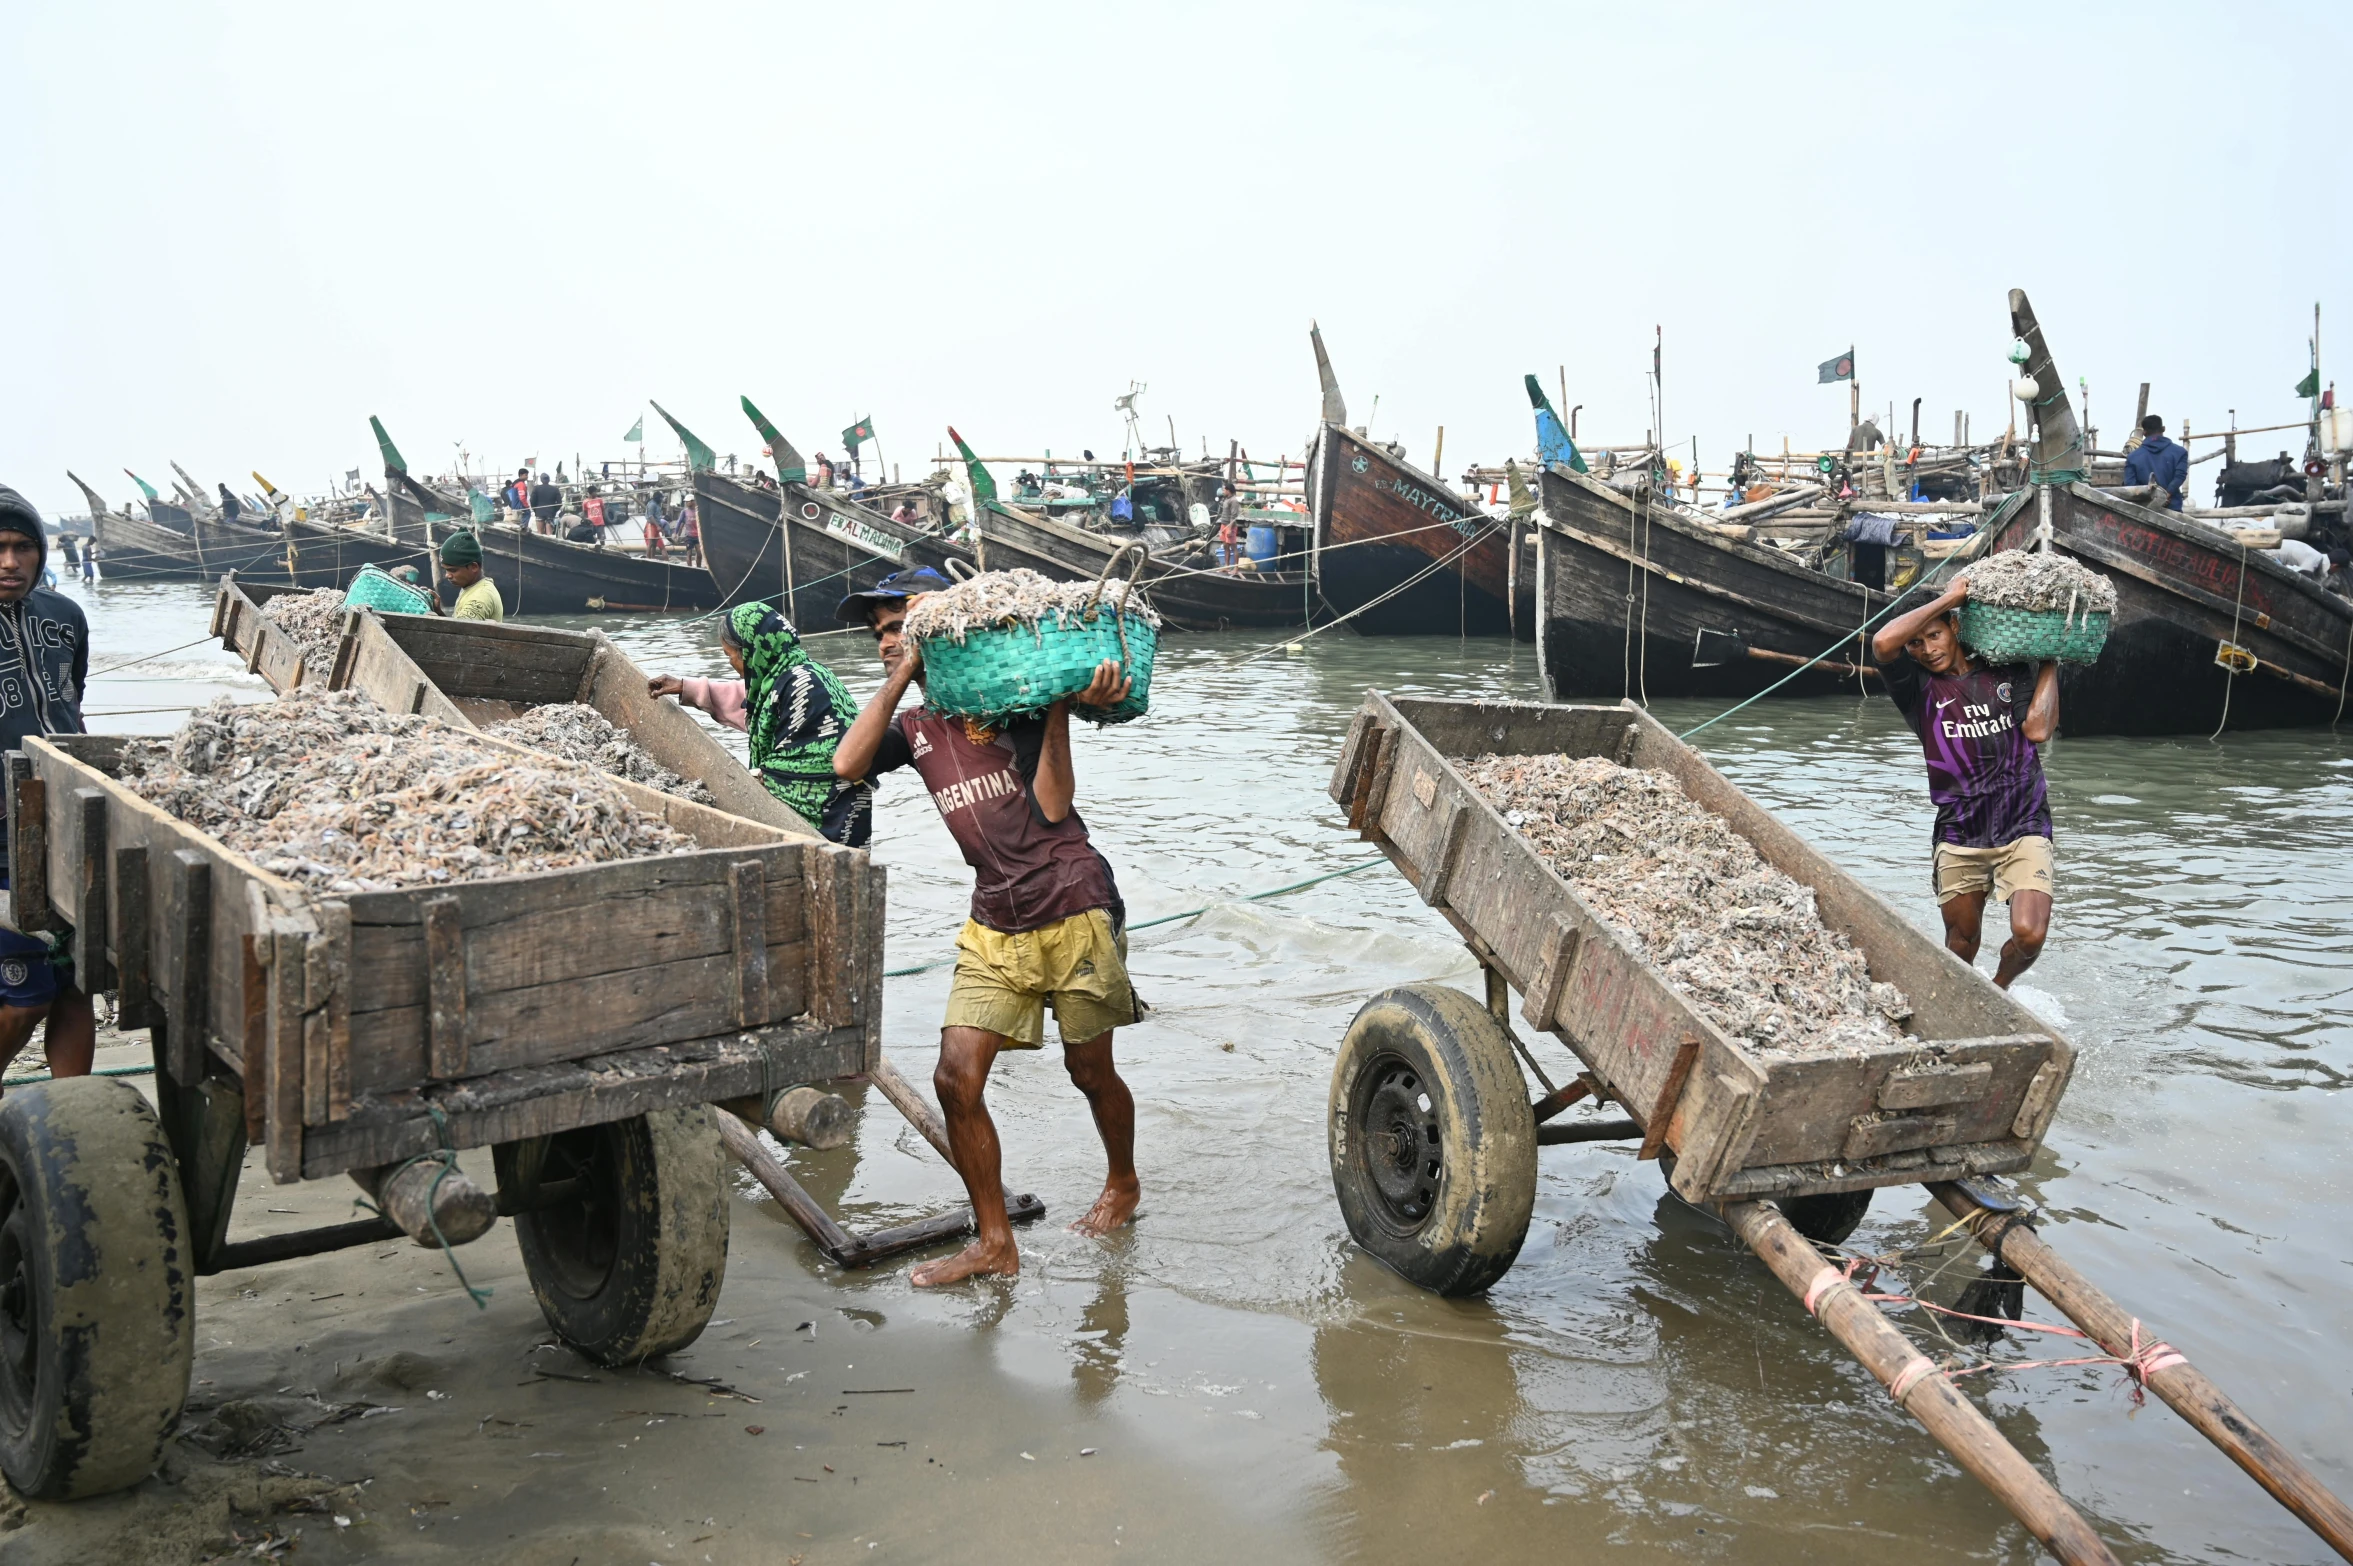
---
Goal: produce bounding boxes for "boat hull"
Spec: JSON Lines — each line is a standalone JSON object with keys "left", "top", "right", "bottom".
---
{"left": 1308, "top": 423, "right": 1528, "bottom": 638}
{"left": 972, "top": 503, "right": 1310, "bottom": 631}
{"left": 1534, "top": 465, "right": 1894, "bottom": 702}
{"left": 458, "top": 522, "right": 724, "bottom": 615}
{"left": 1981, "top": 484, "right": 2353, "bottom": 735}
{"left": 695, "top": 472, "right": 912, "bottom": 626}
{"left": 89, "top": 511, "right": 212, "bottom": 580}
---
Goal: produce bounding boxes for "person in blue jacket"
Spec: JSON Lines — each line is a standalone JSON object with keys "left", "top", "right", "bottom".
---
{"left": 2123, "top": 415, "right": 2190, "bottom": 510}
{"left": 0, "top": 485, "right": 93, "bottom": 1080}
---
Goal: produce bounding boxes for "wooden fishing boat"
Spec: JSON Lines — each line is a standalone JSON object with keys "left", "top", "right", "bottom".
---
{"left": 693, "top": 470, "right": 911, "bottom": 624}
{"left": 1302, "top": 326, "right": 1529, "bottom": 638}
{"left": 454, "top": 520, "right": 724, "bottom": 615}
{"left": 1532, "top": 461, "right": 1904, "bottom": 701}
{"left": 1974, "top": 291, "right": 2353, "bottom": 736}
{"left": 66, "top": 474, "right": 209, "bottom": 580}
{"left": 947, "top": 429, "right": 1314, "bottom": 631}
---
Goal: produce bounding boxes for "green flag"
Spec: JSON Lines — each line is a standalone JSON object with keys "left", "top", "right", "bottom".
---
{"left": 739, "top": 396, "right": 808, "bottom": 484}
{"left": 123, "top": 468, "right": 158, "bottom": 501}
{"left": 649, "top": 400, "right": 717, "bottom": 473}
{"left": 1818, "top": 349, "right": 1855, "bottom": 384}
{"left": 2296, "top": 367, "right": 2321, "bottom": 399}
{"left": 623, "top": 415, "right": 644, "bottom": 443}
{"left": 842, "top": 416, "right": 874, "bottom": 453}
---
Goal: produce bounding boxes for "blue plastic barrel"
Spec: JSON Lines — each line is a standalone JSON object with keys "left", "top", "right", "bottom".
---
{"left": 1245, "top": 525, "right": 1278, "bottom": 563}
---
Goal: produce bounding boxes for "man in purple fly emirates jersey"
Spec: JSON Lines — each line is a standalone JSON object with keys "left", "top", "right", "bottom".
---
{"left": 831, "top": 570, "right": 1142, "bottom": 1288}
{"left": 1870, "top": 574, "right": 2061, "bottom": 989}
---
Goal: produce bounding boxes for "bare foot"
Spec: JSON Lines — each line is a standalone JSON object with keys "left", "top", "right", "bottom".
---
{"left": 1069, "top": 1178, "right": 1140, "bottom": 1238}
{"left": 909, "top": 1238, "right": 1020, "bottom": 1288}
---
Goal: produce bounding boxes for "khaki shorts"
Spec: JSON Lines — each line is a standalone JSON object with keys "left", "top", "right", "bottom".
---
{"left": 944, "top": 908, "right": 1140, "bottom": 1049}
{"left": 1933, "top": 836, "right": 2055, "bottom": 905}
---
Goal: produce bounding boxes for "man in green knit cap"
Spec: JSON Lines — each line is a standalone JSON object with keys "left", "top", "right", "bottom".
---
{"left": 440, "top": 531, "right": 502, "bottom": 621}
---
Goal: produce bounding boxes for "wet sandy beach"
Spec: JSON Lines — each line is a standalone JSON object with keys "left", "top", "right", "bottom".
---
{"left": 1, "top": 582, "right": 2346, "bottom": 1564}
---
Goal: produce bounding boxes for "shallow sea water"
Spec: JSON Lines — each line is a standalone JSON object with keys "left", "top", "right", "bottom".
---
{"left": 66, "top": 581, "right": 2353, "bottom": 1563}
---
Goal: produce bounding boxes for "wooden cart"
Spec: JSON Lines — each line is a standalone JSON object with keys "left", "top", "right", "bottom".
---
{"left": 1323, "top": 691, "right": 2353, "bottom": 1564}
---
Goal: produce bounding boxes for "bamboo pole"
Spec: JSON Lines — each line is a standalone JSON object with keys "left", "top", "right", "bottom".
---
{"left": 1930, "top": 1183, "right": 2353, "bottom": 1561}
{"left": 1726, "top": 1201, "right": 2121, "bottom": 1565}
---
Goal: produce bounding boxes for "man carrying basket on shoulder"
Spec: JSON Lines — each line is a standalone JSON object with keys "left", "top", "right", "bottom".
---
{"left": 1871, "top": 575, "right": 2060, "bottom": 990}
{"left": 831, "top": 568, "right": 1143, "bottom": 1287}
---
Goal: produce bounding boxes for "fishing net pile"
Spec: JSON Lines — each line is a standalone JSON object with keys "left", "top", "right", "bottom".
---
{"left": 901, "top": 567, "right": 1162, "bottom": 643}
{"left": 259, "top": 589, "right": 349, "bottom": 678}
{"left": 1462, "top": 754, "right": 1914, "bottom": 1058}
{"left": 1957, "top": 552, "right": 2117, "bottom": 614}
{"left": 487, "top": 703, "right": 714, "bottom": 805}
{"left": 120, "top": 690, "right": 693, "bottom": 894}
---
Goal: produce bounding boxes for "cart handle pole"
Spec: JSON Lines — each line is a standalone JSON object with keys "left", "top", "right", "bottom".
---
{"left": 1930, "top": 1181, "right": 2353, "bottom": 1562}
{"left": 1726, "top": 1200, "right": 2121, "bottom": 1566}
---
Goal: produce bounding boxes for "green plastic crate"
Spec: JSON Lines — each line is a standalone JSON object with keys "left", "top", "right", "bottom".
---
{"left": 919, "top": 607, "right": 1157, "bottom": 726}
{"left": 344, "top": 564, "right": 435, "bottom": 617}
{"left": 1957, "top": 601, "right": 2111, "bottom": 665}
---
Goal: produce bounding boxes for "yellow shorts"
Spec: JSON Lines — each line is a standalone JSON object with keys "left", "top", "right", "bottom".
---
{"left": 943, "top": 908, "right": 1140, "bottom": 1049}
{"left": 1933, "top": 836, "right": 2055, "bottom": 905}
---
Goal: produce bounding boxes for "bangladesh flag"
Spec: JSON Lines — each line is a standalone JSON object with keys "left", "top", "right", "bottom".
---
{"left": 1818, "top": 349, "right": 1855, "bottom": 384}
{"left": 842, "top": 416, "right": 874, "bottom": 451}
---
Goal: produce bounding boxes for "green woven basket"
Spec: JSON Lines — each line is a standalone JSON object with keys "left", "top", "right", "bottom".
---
{"left": 1957, "top": 601, "right": 2112, "bottom": 665}
{"left": 918, "top": 546, "right": 1158, "bottom": 725}
{"left": 344, "top": 564, "right": 434, "bottom": 616}
{"left": 920, "top": 609, "right": 1157, "bottom": 726}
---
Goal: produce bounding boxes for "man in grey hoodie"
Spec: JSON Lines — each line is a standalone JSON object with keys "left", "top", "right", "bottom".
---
{"left": 0, "top": 485, "right": 93, "bottom": 1078}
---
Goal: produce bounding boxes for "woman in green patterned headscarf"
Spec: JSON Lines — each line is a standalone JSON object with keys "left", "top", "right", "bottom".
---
{"left": 719, "top": 603, "right": 871, "bottom": 845}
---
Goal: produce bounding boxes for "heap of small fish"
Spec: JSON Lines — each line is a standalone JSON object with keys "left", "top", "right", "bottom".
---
{"left": 120, "top": 690, "right": 692, "bottom": 894}
{"left": 1463, "top": 754, "right": 1913, "bottom": 1057}
{"left": 1957, "top": 551, "right": 2117, "bottom": 614}
{"left": 902, "top": 567, "right": 1161, "bottom": 644}
{"left": 488, "top": 703, "right": 714, "bottom": 805}
{"left": 258, "top": 588, "right": 349, "bottom": 680}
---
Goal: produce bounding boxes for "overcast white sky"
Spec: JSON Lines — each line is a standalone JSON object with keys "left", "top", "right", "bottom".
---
{"left": 5, "top": 1, "right": 2346, "bottom": 519}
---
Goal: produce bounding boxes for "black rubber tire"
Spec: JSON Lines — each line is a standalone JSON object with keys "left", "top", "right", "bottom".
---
{"left": 494, "top": 1108, "right": 729, "bottom": 1364}
{"left": 1780, "top": 1186, "right": 1875, "bottom": 1247}
{"left": 0, "top": 1078, "right": 194, "bottom": 1499}
{"left": 1329, "top": 984, "right": 1537, "bottom": 1297}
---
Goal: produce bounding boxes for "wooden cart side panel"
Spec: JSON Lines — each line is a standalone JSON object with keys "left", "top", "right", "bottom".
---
{"left": 371, "top": 614, "right": 595, "bottom": 706}
{"left": 297, "top": 1021, "right": 869, "bottom": 1179}
{"left": 1618, "top": 705, "right": 2060, "bottom": 1054}
{"left": 337, "top": 842, "right": 811, "bottom": 1094}
{"left": 1738, "top": 1035, "right": 2055, "bottom": 1168}
{"left": 1383, "top": 694, "right": 1636, "bottom": 766}
{"left": 580, "top": 636, "right": 816, "bottom": 838}
{"left": 342, "top": 939, "right": 813, "bottom": 1092}
{"left": 213, "top": 577, "right": 318, "bottom": 693}
{"left": 336, "top": 613, "right": 471, "bottom": 726}
{"left": 27, "top": 739, "right": 301, "bottom": 1084}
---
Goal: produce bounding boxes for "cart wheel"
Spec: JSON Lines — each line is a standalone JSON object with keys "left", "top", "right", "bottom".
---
{"left": 0, "top": 1078, "right": 194, "bottom": 1499}
{"left": 494, "top": 1107, "right": 729, "bottom": 1364}
{"left": 1329, "top": 984, "right": 1537, "bottom": 1297}
{"left": 1780, "top": 1187, "right": 1874, "bottom": 1247}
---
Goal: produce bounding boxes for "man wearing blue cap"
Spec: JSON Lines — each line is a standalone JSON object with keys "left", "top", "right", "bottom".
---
{"left": 0, "top": 486, "right": 93, "bottom": 1080}
{"left": 831, "top": 568, "right": 1140, "bottom": 1287}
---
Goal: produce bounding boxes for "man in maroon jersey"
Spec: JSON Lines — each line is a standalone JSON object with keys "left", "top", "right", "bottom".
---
{"left": 832, "top": 570, "right": 1141, "bottom": 1286}
{"left": 1871, "top": 575, "right": 2060, "bottom": 989}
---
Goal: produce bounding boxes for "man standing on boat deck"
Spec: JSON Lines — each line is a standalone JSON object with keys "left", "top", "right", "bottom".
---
{"left": 1871, "top": 577, "right": 2059, "bottom": 989}
{"left": 2123, "top": 416, "right": 2189, "bottom": 510}
{"left": 0, "top": 485, "right": 95, "bottom": 1081}
{"left": 528, "top": 472, "right": 563, "bottom": 532}
{"left": 831, "top": 568, "right": 1143, "bottom": 1287}
{"left": 440, "top": 531, "right": 503, "bottom": 622}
